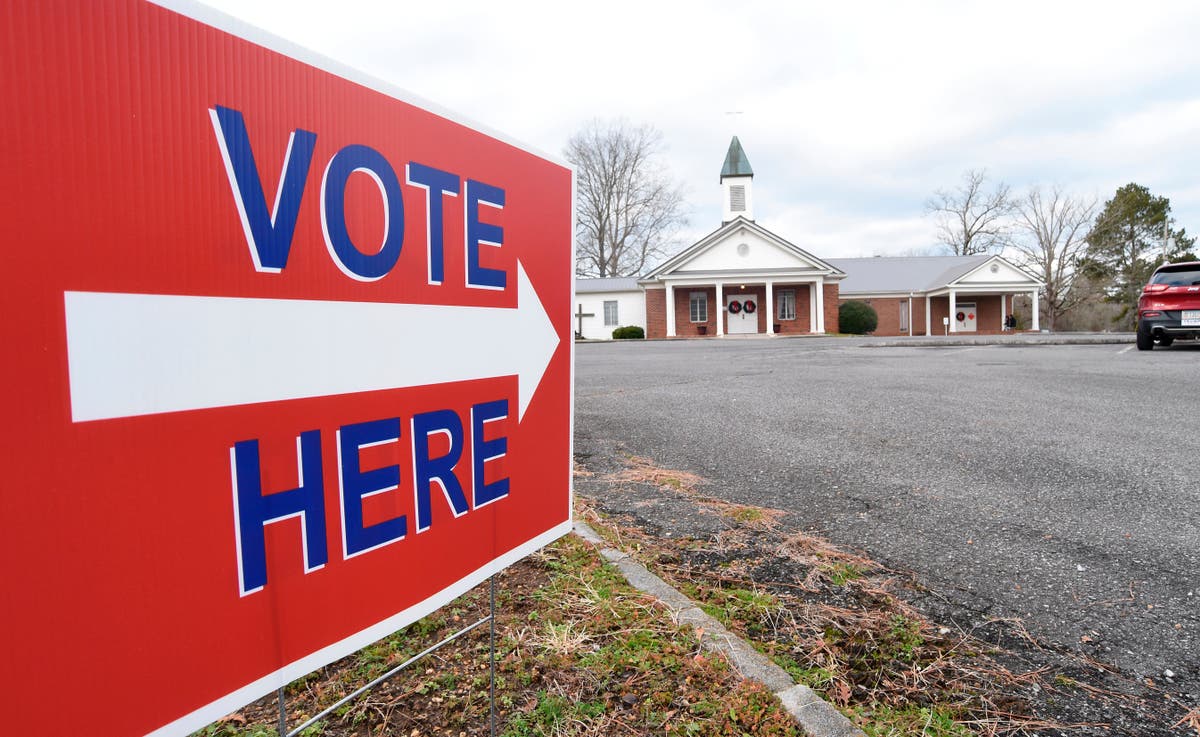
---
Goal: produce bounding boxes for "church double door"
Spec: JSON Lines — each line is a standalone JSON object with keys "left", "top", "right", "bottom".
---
{"left": 725, "top": 295, "right": 758, "bottom": 334}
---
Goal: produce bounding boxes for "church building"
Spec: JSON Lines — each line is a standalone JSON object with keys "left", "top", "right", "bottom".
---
{"left": 574, "top": 138, "right": 1043, "bottom": 340}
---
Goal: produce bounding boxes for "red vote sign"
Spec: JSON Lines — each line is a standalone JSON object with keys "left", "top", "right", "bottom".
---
{"left": 0, "top": 2, "right": 573, "bottom": 735}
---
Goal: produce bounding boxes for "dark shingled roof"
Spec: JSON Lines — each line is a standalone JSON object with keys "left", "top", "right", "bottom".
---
{"left": 720, "top": 136, "right": 753, "bottom": 179}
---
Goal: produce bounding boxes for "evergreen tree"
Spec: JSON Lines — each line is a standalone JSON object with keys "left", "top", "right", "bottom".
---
{"left": 1085, "top": 183, "right": 1195, "bottom": 328}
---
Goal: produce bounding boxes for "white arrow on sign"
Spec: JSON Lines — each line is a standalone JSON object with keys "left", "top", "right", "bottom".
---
{"left": 64, "top": 261, "right": 559, "bottom": 423}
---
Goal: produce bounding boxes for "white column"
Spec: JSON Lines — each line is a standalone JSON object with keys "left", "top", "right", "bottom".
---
{"left": 665, "top": 284, "right": 676, "bottom": 337}
{"left": 925, "top": 295, "right": 931, "bottom": 336}
{"left": 715, "top": 282, "right": 725, "bottom": 336}
{"left": 1032, "top": 290, "right": 1040, "bottom": 331}
{"left": 949, "top": 290, "right": 957, "bottom": 333}
{"left": 908, "top": 295, "right": 914, "bottom": 335}
{"left": 809, "top": 283, "right": 818, "bottom": 333}
{"left": 765, "top": 281, "right": 775, "bottom": 334}
{"left": 815, "top": 277, "right": 826, "bottom": 333}
{"left": 1000, "top": 294, "right": 1007, "bottom": 330}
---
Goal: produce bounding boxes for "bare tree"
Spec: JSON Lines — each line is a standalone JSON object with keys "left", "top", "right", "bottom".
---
{"left": 926, "top": 169, "right": 1014, "bottom": 255}
{"left": 566, "top": 119, "right": 687, "bottom": 277}
{"left": 1010, "top": 185, "right": 1096, "bottom": 331}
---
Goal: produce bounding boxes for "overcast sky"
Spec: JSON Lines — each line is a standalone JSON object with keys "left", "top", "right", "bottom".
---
{"left": 199, "top": 0, "right": 1200, "bottom": 260}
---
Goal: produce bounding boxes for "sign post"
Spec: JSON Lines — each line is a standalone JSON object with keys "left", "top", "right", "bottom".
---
{"left": 0, "top": 2, "right": 574, "bottom": 735}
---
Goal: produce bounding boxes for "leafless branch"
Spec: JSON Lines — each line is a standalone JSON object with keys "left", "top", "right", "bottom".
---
{"left": 566, "top": 119, "right": 688, "bottom": 277}
{"left": 1010, "top": 185, "right": 1096, "bottom": 331}
{"left": 926, "top": 169, "right": 1014, "bottom": 256}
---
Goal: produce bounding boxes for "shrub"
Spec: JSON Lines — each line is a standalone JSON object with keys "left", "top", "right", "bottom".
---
{"left": 838, "top": 301, "right": 878, "bottom": 334}
{"left": 611, "top": 325, "right": 645, "bottom": 340}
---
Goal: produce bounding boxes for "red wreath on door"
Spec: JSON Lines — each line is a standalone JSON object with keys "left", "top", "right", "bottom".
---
{"left": 728, "top": 300, "right": 742, "bottom": 314}
{"left": 744, "top": 300, "right": 757, "bottom": 314}
{"left": 956, "top": 311, "right": 965, "bottom": 322}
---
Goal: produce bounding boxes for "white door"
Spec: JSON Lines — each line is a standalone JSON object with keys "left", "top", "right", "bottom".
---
{"left": 726, "top": 295, "right": 758, "bottom": 334}
{"left": 954, "top": 302, "right": 977, "bottom": 332}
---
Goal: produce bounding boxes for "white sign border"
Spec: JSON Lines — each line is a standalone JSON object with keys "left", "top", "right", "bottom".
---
{"left": 121, "top": 2, "right": 581, "bottom": 734}
{"left": 148, "top": 0, "right": 571, "bottom": 170}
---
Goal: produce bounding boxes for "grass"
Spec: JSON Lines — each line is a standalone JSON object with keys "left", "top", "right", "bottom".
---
{"left": 193, "top": 533, "right": 807, "bottom": 737}
{"left": 825, "top": 562, "right": 867, "bottom": 586}
{"left": 846, "top": 705, "right": 973, "bottom": 737}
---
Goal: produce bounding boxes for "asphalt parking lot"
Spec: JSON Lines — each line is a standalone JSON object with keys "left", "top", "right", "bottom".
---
{"left": 574, "top": 336, "right": 1199, "bottom": 707}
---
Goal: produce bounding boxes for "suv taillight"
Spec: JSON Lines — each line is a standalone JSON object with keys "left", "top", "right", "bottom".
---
{"left": 1143, "top": 284, "right": 1171, "bottom": 294}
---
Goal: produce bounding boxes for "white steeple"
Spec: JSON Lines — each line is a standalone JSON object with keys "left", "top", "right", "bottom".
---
{"left": 720, "top": 136, "right": 754, "bottom": 223}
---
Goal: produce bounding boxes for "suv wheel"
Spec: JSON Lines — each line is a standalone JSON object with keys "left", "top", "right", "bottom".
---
{"left": 1136, "top": 320, "right": 1154, "bottom": 351}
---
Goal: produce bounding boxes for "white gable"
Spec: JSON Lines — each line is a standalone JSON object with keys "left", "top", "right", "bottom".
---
{"left": 675, "top": 227, "right": 819, "bottom": 273}
{"left": 955, "top": 257, "right": 1041, "bottom": 286}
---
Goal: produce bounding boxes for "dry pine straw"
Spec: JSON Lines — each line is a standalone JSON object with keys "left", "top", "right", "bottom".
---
{"left": 580, "top": 455, "right": 1197, "bottom": 737}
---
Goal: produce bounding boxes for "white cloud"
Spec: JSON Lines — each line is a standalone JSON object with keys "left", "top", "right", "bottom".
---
{"left": 199, "top": 0, "right": 1200, "bottom": 257}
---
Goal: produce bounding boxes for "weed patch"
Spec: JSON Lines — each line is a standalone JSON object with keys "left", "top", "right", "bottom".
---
{"left": 193, "top": 534, "right": 805, "bottom": 737}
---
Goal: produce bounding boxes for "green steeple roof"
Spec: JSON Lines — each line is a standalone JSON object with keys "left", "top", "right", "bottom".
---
{"left": 720, "top": 136, "right": 754, "bottom": 179}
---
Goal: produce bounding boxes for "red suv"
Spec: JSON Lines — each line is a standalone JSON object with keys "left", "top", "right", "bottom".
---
{"left": 1136, "top": 261, "right": 1200, "bottom": 350}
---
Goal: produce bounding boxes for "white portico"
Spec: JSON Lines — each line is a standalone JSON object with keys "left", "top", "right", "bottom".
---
{"left": 930, "top": 256, "right": 1042, "bottom": 334}
{"left": 639, "top": 137, "right": 844, "bottom": 338}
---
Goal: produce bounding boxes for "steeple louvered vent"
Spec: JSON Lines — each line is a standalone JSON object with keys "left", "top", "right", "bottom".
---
{"left": 730, "top": 185, "right": 746, "bottom": 212}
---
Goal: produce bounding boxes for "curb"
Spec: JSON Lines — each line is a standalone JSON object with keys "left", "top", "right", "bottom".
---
{"left": 577, "top": 332, "right": 1135, "bottom": 347}
{"left": 573, "top": 521, "right": 866, "bottom": 737}
{"left": 863, "top": 334, "right": 1133, "bottom": 348}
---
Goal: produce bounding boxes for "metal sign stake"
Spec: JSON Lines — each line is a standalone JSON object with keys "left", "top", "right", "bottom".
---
{"left": 490, "top": 573, "right": 497, "bottom": 737}
{"left": 277, "top": 687, "right": 286, "bottom": 737}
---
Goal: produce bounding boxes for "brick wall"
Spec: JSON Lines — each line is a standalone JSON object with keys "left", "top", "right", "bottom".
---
{"left": 912, "top": 297, "right": 928, "bottom": 335}
{"left": 975, "top": 295, "right": 1004, "bottom": 332}
{"left": 645, "top": 288, "right": 666, "bottom": 339}
{"left": 823, "top": 283, "right": 839, "bottom": 335}
{"left": 840, "top": 297, "right": 913, "bottom": 336}
{"left": 772, "top": 284, "right": 812, "bottom": 335}
{"left": 651, "top": 286, "right": 1015, "bottom": 338}
{"left": 673, "top": 287, "right": 717, "bottom": 336}
{"left": 850, "top": 297, "right": 895, "bottom": 336}
{"left": 643, "top": 283, "right": 853, "bottom": 337}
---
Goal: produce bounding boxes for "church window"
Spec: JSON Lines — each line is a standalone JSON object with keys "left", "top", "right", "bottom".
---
{"left": 730, "top": 185, "right": 746, "bottom": 212}
{"left": 603, "top": 300, "right": 618, "bottom": 326}
{"left": 689, "top": 292, "right": 708, "bottom": 323}
{"left": 778, "top": 289, "right": 796, "bottom": 320}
